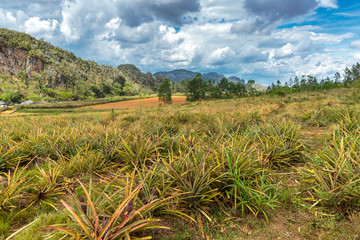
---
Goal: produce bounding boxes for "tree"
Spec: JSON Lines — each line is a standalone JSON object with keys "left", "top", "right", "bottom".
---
{"left": 158, "top": 78, "right": 172, "bottom": 104}
{"left": 90, "top": 85, "right": 103, "bottom": 98}
{"left": 186, "top": 73, "right": 207, "bottom": 101}
{"left": 247, "top": 79, "right": 255, "bottom": 86}
{"left": 236, "top": 82, "right": 246, "bottom": 96}
{"left": 219, "top": 77, "right": 229, "bottom": 92}
{"left": 293, "top": 76, "right": 300, "bottom": 90}
{"left": 247, "top": 79, "right": 256, "bottom": 95}
{"left": 334, "top": 72, "right": 341, "bottom": 83}
{"left": 100, "top": 82, "right": 112, "bottom": 95}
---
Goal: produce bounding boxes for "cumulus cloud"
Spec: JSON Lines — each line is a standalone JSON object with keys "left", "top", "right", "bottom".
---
{"left": 317, "top": 0, "right": 338, "bottom": 9}
{"left": 231, "top": 18, "right": 279, "bottom": 35}
{"left": 118, "top": 0, "right": 200, "bottom": 27}
{"left": 0, "top": 9, "right": 25, "bottom": 29}
{"left": 205, "top": 47, "right": 236, "bottom": 65}
{"left": 24, "top": 17, "right": 58, "bottom": 36}
{"left": 233, "top": 0, "right": 321, "bottom": 35}
{"left": 236, "top": 0, "right": 338, "bottom": 36}
{"left": 0, "top": 0, "right": 356, "bottom": 85}
{"left": 58, "top": 0, "right": 200, "bottom": 43}
{"left": 350, "top": 40, "right": 360, "bottom": 50}
{"left": 244, "top": 0, "right": 317, "bottom": 20}
{"left": 0, "top": 0, "right": 62, "bottom": 19}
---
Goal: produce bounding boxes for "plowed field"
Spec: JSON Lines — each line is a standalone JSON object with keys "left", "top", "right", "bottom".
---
{"left": 83, "top": 96, "right": 186, "bottom": 109}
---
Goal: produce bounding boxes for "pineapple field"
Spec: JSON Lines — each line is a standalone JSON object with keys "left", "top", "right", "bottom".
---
{"left": 1, "top": 88, "right": 360, "bottom": 239}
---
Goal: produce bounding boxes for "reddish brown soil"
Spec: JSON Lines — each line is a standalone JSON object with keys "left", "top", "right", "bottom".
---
{"left": 82, "top": 96, "right": 186, "bottom": 109}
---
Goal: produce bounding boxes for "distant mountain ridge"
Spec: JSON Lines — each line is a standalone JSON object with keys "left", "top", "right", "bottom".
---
{"left": 154, "top": 69, "right": 245, "bottom": 83}
{"left": 154, "top": 69, "right": 197, "bottom": 82}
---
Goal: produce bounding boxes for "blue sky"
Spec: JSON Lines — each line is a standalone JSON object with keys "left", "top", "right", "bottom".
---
{"left": 1, "top": 0, "right": 360, "bottom": 85}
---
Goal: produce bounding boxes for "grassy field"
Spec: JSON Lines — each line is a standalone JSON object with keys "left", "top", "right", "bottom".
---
{"left": 15, "top": 95, "right": 157, "bottom": 110}
{"left": 1, "top": 88, "right": 360, "bottom": 239}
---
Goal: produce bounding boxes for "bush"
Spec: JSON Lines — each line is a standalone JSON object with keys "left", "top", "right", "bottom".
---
{"left": 42, "top": 96, "right": 56, "bottom": 103}
{"left": 27, "top": 93, "right": 41, "bottom": 102}
{"left": 0, "top": 89, "right": 22, "bottom": 102}
{"left": 55, "top": 91, "right": 74, "bottom": 101}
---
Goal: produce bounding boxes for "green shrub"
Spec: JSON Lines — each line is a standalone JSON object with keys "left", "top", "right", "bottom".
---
{"left": 43, "top": 96, "right": 56, "bottom": 103}
{"left": 27, "top": 93, "right": 41, "bottom": 102}
{"left": 0, "top": 89, "right": 22, "bottom": 102}
{"left": 55, "top": 91, "right": 74, "bottom": 101}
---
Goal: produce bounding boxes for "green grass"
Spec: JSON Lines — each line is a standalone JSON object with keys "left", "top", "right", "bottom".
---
{"left": 1, "top": 88, "right": 360, "bottom": 239}
{"left": 16, "top": 95, "right": 156, "bottom": 110}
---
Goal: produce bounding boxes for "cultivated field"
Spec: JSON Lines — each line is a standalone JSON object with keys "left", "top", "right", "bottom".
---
{"left": 1, "top": 88, "right": 360, "bottom": 239}
{"left": 83, "top": 96, "right": 186, "bottom": 109}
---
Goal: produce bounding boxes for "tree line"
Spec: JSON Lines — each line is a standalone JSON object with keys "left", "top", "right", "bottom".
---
{"left": 158, "top": 62, "right": 360, "bottom": 103}
{"left": 158, "top": 73, "right": 258, "bottom": 103}
{"left": 266, "top": 62, "right": 360, "bottom": 96}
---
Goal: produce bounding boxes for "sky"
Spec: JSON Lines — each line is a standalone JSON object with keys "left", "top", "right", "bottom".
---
{"left": 1, "top": 0, "right": 360, "bottom": 85}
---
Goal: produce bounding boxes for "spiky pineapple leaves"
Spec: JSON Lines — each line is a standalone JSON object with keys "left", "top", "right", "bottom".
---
{"left": 45, "top": 177, "right": 170, "bottom": 240}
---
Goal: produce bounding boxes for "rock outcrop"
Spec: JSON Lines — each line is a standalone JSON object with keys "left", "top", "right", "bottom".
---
{"left": 0, "top": 43, "right": 43, "bottom": 78}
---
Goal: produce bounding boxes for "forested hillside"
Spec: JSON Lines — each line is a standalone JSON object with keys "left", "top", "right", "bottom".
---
{"left": 0, "top": 28, "right": 153, "bottom": 102}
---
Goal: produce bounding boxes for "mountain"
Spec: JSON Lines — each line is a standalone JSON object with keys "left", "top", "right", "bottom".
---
{"left": 228, "top": 76, "right": 245, "bottom": 84}
{"left": 154, "top": 69, "right": 198, "bottom": 82}
{"left": 202, "top": 72, "right": 224, "bottom": 82}
{"left": 117, "top": 64, "right": 161, "bottom": 88}
{"left": 0, "top": 28, "right": 154, "bottom": 102}
{"left": 154, "top": 69, "right": 245, "bottom": 83}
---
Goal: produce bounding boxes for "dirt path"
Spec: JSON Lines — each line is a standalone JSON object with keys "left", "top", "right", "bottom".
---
{"left": 82, "top": 96, "right": 186, "bottom": 110}
{"left": 302, "top": 127, "right": 330, "bottom": 152}
{"left": 0, "top": 109, "right": 16, "bottom": 114}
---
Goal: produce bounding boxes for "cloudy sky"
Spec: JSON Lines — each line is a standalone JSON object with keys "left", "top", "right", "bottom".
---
{"left": 1, "top": 0, "right": 360, "bottom": 85}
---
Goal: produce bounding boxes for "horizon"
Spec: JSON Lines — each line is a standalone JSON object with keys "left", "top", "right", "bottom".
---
{"left": 1, "top": 0, "right": 359, "bottom": 85}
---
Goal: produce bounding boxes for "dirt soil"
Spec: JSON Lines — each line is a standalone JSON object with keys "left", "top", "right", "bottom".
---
{"left": 82, "top": 96, "right": 186, "bottom": 109}
{"left": 0, "top": 109, "right": 16, "bottom": 114}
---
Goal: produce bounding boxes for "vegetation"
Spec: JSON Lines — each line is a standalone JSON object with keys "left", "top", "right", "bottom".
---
{"left": 4, "top": 28, "right": 360, "bottom": 239}
{"left": 1, "top": 86, "right": 360, "bottom": 239}
{"left": 179, "top": 62, "right": 360, "bottom": 102}
{"left": 158, "top": 78, "right": 172, "bottom": 104}
{"left": 183, "top": 73, "right": 250, "bottom": 101}
{"left": 0, "top": 28, "right": 155, "bottom": 103}
{"left": 265, "top": 64, "right": 360, "bottom": 96}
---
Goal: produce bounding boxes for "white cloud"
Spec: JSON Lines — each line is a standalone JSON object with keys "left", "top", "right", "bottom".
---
{"left": 205, "top": 47, "right": 236, "bottom": 65}
{"left": 0, "top": 9, "right": 24, "bottom": 29}
{"left": 6, "top": 12, "right": 16, "bottom": 22}
{"left": 0, "top": 0, "right": 357, "bottom": 85}
{"left": 350, "top": 40, "right": 360, "bottom": 50}
{"left": 24, "top": 17, "right": 58, "bottom": 35}
{"left": 310, "top": 32, "right": 353, "bottom": 44}
{"left": 106, "top": 18, "right": 120, "bottom": 30}
{"left": 317, "top": 0, "right": 338, "bottom": 9}
{"left": 275, "top": 43, "right": 296, "bottom": 58}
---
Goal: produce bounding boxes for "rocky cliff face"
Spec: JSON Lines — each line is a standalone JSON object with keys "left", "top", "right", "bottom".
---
{"left": 117, "top": 64, "right": 160, "bottom": 88}
{"left": 0, "top": 43, "right": 43, "bottom": 78}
